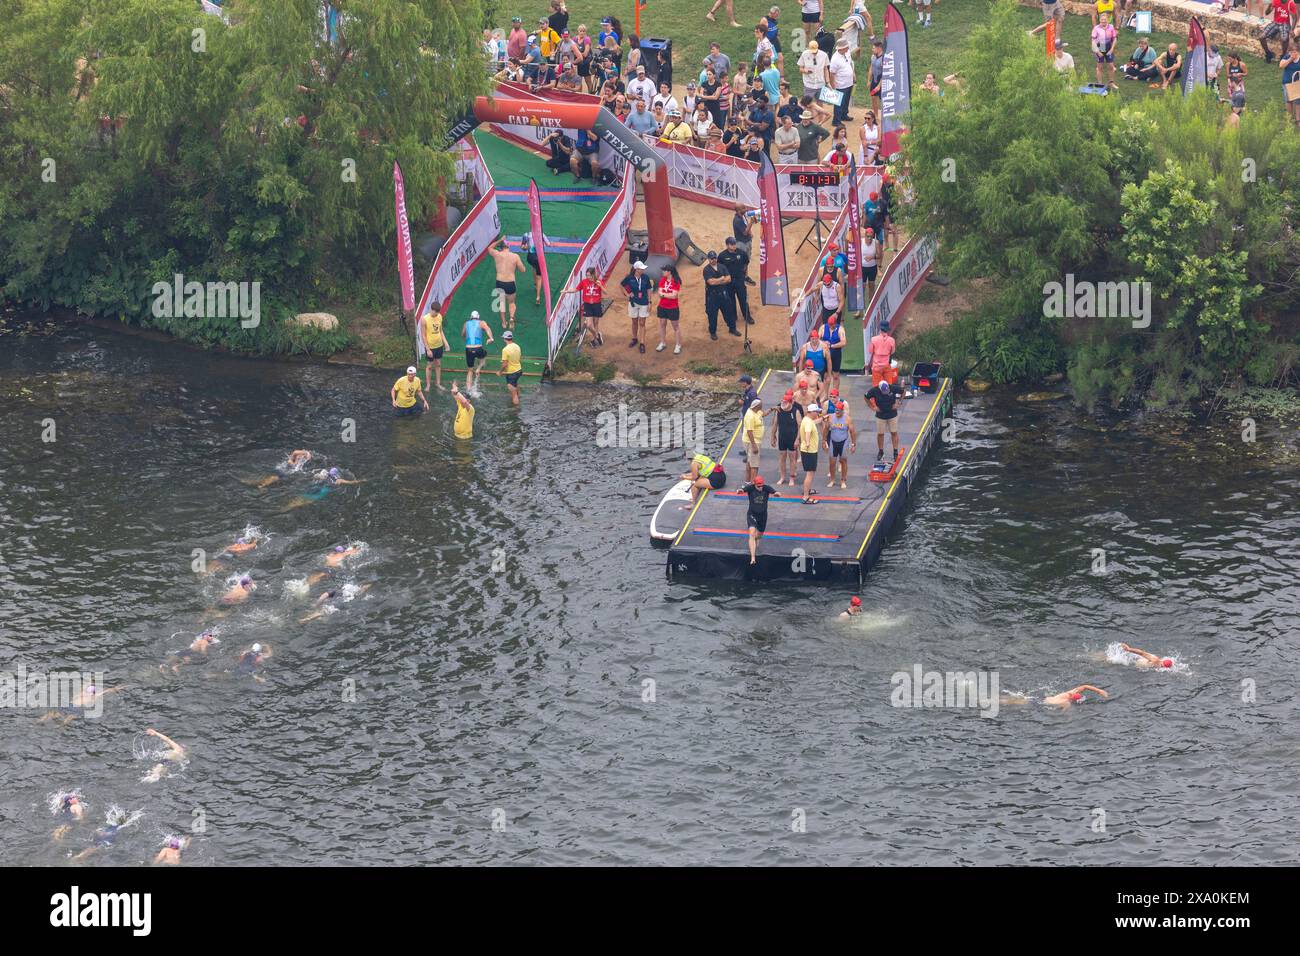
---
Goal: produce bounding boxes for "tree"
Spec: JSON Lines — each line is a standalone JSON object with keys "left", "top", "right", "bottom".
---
{"left": 0, "top": 0, "right": 490, "bottom": 352}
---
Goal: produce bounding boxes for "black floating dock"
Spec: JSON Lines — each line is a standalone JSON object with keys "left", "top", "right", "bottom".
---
{"left": 668, "top": 370, "right": 952, "bottom": 584}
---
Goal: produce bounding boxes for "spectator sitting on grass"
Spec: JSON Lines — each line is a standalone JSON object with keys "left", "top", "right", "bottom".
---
{"left": 1122, "top": 38, "right": 1157, "bottom": 81}
{"left": 1154, "top": 43, "right": 1182, "bottom": 90}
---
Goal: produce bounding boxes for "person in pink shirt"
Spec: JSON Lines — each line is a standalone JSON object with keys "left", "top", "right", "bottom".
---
{"left": 868, "top": 319, "right": 896, "bottom": 386}
{"left": 507, "top": 16, "right": 528, "bottom": 61}
{"left": 1091, "top": 14, "right": 1118, "bottom": 89}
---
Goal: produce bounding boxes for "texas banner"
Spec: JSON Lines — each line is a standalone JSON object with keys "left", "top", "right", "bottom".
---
{"left": 756, "top": 151, "right": 790, "bottom": 307}
{"left": 880, "top": 3, "right": 912, "bottom": 161}
{"left": 1181, "top": 16, "right": 1207, "bottom": 97}
{"left": 844, "top": 157, "right": 864, "bottom": 311}
{"left": 393, "top": 162, "right": 416, "bottom": 313}
{"left": 527, "top": 179, "right": 553, "bottom": 323}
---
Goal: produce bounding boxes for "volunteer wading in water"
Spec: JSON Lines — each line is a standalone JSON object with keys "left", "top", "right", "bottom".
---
{"left": 391, "top": 366, "right": 431, "bottom": 417}
{"left": 451, "top": 383, "right": 475, "bottom": 439}
{"left": 498, "top": 330, "right": 523, "bottom": 407}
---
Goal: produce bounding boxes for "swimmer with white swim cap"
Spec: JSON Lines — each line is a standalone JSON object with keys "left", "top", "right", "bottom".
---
{"left": 1119, "top": 643, "right": 1175, "bottom": 670}
{"left": 234, "top": 642, "right": 273, "bottom": 682}
{"left": 40, "top": 682, "right": 124, "bottom": 725}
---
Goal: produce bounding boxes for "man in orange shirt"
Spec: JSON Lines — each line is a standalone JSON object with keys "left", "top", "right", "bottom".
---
{"left": 867, "top": 319, "right": 896, "bottom": 386}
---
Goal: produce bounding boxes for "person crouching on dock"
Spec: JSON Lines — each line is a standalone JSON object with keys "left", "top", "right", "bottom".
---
{"left": 681, "top": 452, "right": 726, "bottom": 506}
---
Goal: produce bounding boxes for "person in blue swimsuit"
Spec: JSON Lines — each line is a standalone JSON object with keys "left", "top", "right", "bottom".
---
{"left": 462, "top": 310, "right": 495, "bottom": 393}
{"left": 824, "top": 399, "right": 857, "bottom": 489}
{"left": 819, "top": 312, "right": 846, "bottom": 394}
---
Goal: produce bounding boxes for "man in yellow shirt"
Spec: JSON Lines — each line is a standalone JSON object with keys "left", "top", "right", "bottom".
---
{"left": 661, "top": 110, "right": 693, "bottom": 144}
{"left": 536, "top": 18, "right": 560, "bottom": 60}
{"left": 498, "top": 330, "right": 524, "bottom": 407}
{"left": 421, "top": 302, "right": 449, "bottom": 391}
{"left": 450, "top": 382, "right": 475, "bottom": 439}
{"left": 798, "top": 402, "right": 822, "bottom": 503}
{"left": 742, "top": 398, "right": 764, "bottom": 481}
{"left": 391, "top": 365, "right": 430, "bottom": 417}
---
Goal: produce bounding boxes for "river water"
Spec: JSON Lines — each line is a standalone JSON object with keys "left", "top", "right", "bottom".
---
{"left": 1, "top": 317, "right": 1297, "bottom": 865}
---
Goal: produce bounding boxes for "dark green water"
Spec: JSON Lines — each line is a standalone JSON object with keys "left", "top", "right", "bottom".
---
{"left": 1, "top": 317, "right": 1297, "bottom": 865}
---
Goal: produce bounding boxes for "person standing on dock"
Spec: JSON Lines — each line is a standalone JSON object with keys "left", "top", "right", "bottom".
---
{"left": 820, "top": 313, "right": 846, "bottom": 396}
{"left": 421, "top": 302, "right": 449, "bottom": 391}
{"left": 392, "top": 366, "right": 430, "bottom": 417}
{"left": 740, "top": 474, "right": 774, "bottom": 565}
{"left": 743, "top": 398, "right": 764, "bottom": 481}
{"left": 499, "top": 330, "right": 523, "bottom": 408}
{"left": 865, "top": 380, "right": 900, "bottom": 464}
{"left": 825, "top": 399, "right": 856, "bottom": 489}
{"left": 488, "top": 239, "right": 526, "bottom": 330}
{"left": 799, "top": 402, "right": 823, "bottom": 503}
{"left": 738, "top": 374, "right": 759, "bottom": 418}
{"left": 769, "top": 389, "right": 804, "bottom": 486}
{"left": 868, "top": 319, "right": 896, "bottom": 387}
{"left": 462, "top": 310, "right": 495, "bottom": 394}
{"left": 451, "top": 383, "right": 475, "bottom": 440}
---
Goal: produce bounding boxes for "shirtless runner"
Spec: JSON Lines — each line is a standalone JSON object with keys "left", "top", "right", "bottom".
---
{"left": 488, "top": 239, "right": 527, "bottom": 330}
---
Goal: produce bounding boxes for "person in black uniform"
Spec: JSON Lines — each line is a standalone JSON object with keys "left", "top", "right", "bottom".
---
{"left": 732, "top": 203, "right": 757, "bottom": 287}
{"left": 544, "top": 129, "right": 573, "bottom": 174}
{"left": 702, "top": 250, "right": 738, "bottom": 339}
{"left": 717, "top": 236, "right": 753, "bottom": 326}
{"left": 740, "top": 474, "right": 774, "bottom": 565}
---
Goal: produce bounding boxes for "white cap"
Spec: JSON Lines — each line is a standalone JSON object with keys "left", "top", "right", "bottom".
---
{"left": 470, "top": 310, "right": 480, "bottom": 318}
{"left": 890, "top": 359, "right": 898, "bottom": 369}
{"left": 807, "top": 403, "right": 821, "bottom": 413}
{"left": 633, "top": 261, "right": 647, "bottom": 270}
{"left": 406, "top": 366, "right": 417, "bottom": 375}
{"left": 251, "top": 643, "right": 262, "bottom": 653}
{"left": 503, "top": 330, "right": 514, "bottom": 339}
{"left": 750, "top": 399, "right": 762, "bottom": 409}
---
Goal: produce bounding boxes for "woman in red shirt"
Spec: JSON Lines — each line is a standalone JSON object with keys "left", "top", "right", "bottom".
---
{"left": 655, "top": 265, "right": 684, "bottom": 354}
{"left": 568, "top": 267, "right": 605, "bottom": 346}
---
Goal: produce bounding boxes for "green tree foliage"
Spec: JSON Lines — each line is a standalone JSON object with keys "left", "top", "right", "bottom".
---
{"left": 902, "top": 0, "right": 1300, "bottom": 408}
{"left": 0, "top": 0, "right": 489, "bottom": 353}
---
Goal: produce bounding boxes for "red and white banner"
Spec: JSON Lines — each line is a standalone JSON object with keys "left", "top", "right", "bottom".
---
{"left": 547, "top": 172, "right": 637, "bottom": 363}
{"left": 413, "top": 142, "right": 500, "bottom": 357}
{"left": 861, "top": 232, "right": 937, "bottom": 348}
{"left": 393, "top": 161, "right": 415, "bottom": 312}
{"left": 526, "top": 179, "right": 553, "bottom": 324}
{"left": 844, "top": 157, "right": 864, "bottom": 312}
{"left": 756, "top": 151, "right": 790, "bottom": 307}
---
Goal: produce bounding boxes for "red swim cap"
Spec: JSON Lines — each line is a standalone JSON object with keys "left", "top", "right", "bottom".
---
{"left": 754, "top": 475, "right": 764, "bottom": 486}
{"left": 827, "top": 242, "right": 838, "bottom": 251}
{"left": 869, "top": 191, "right": 879, "bottom": 200}
{"left": 804, "top": 359, "right": 814, "bottom": 367}
{"left": 850, "top": 596, "right": 861, "bottom": 607}
{"left": 1069, "top": 692, "right": 1083, "bottom": 702}
{"left": 783, "top": 389, "right": 794, "bottom": 400}
{"left": 822, "top": 274, "right": 833, "bottom": 285}
{"left": 1161, "top": 658, "right": 1174, "bottom": 668}
{"left": 830, "top": 389, "right": 839, "bottom": 397}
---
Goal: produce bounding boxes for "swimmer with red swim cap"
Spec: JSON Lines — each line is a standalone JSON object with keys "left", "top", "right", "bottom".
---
{"left": 1119, "top": 643, "right": 1175, "bottom": 670}
{"left": 1002, "top": 684, "right": 1109, "bottom": 708}
{"left": 839, "top": 595, "right": 863, "bottom": 620}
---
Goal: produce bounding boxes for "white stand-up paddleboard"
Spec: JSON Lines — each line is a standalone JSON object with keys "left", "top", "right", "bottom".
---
{"left": 650, "top": 480, "right": 694, "bottom": 545}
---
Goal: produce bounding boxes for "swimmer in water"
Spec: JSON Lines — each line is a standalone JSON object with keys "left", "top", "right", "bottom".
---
{"left": 245, "top": 449, "right": 314, "bottom": 488}
{"left": 325, "top": 544, "right": 362, "bottom": 567}
{"left": 299, "top": 583, "right": 372, "bottom": 623}
{"left": 1002, "top": 684, "right": 1109, "bottom": 709}
{"left": 41, "top": 683, "right": 124, "bottom": 725}
{"left": 218, "top": 575, "right": 256, "bottom": 605}
{"left": 839, "top": 596, "right": 863, "bottom": 619}
{"left": 283, "top": 467, "right": 364, "bottom": 510}
{"left": 51, "top": 792, "right": 86, "bottom": 840}
{"left": 1119, "top": 643, "right": 1175, "bottom": 670}
{"left": 72, "top": 807, "right": 143, "bottom": 861}
{"left": 154, "top": 835, "right": 189, "bottom": 865}
{"left": 161, "top": 631, "right": 220, "bottom": 674}
{"left": 222, "top": 535, "right": 259, "bottom": 555}
{"left": 235, "top": 642, "right": 273, "bottom": 681}
{"left": 141, "top": 728, "right": 187, "bottom": 783}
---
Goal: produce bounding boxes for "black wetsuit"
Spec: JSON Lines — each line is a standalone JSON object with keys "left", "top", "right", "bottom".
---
{"left": 742, "top": 480, "right": 774, "bottom": 533}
